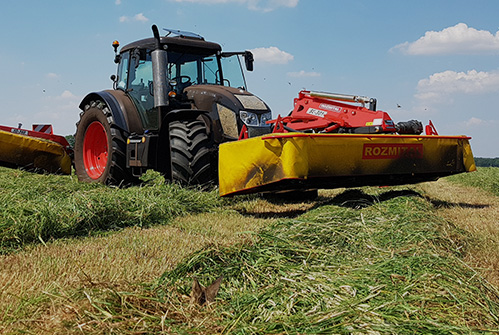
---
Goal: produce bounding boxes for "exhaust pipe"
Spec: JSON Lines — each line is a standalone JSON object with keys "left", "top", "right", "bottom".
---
{"left": 151, "top": 25, "right": 169, "bottom": 110}
{"left": 150, "top": 25, "right": 173, "bottom": 181}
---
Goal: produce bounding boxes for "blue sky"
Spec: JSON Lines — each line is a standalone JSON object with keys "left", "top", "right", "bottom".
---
{"left": 1, "top": 0, "right": 498, "bottom": 157}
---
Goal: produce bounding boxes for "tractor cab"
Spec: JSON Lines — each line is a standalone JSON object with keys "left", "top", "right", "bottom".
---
{"left": 111, "top": 30, "right": 254, "bottom": 132}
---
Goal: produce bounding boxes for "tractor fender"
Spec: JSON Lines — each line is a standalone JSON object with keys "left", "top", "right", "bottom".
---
{"left": 79, "top": 90, "right": 140, "bottom": 133}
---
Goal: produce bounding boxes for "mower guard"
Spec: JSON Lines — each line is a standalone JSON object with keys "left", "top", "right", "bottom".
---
{"left": 219, "top": 133, "right": 475, "bottom": 197}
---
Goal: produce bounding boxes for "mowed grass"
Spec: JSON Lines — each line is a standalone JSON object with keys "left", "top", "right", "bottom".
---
{"left": 0, "top": 212, "right": 271, "bottom": 334}
{"left": 150, "top": 190, "right": 499, "bottom": 334}
{"left": 420, "top": 167, "right": 499, "bottom": 287}
{"left": 0, "top": 167, "right": 222, "bottom": 253}
{"left": 0, "top": 166, "right": 272, "bottom": 333}
{"left": 0, "top": 166, "right": 498, "bottom": 333}
{"left": 446, "top": 166, "right": 499, "bottom": 196}
{"left": 47, "top": 187, "right": 498, "bottom": 334}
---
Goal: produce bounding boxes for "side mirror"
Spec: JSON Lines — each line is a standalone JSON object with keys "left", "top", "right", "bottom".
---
{"left": 244, "top": 51, "right": 254, "bottom": 72}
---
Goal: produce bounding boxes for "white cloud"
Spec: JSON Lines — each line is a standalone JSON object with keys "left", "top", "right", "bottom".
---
{"left": 287, "top": 70, "right": 321, "bottom": 78}
{"left": 171, "top": 0, "right": 298, "bottom": 12}
{"left": 392, "top": 23, "right": 499, "bottom": 55}
{"left": 134, "top": 13, "right": 149, "bottom": 22}
{"left": 115, "top": 0, "right": 122, "bottom": 4}
{"left": 457, "top": 117, "right": 499, "bottom": 130}
{"left": 58, "top": 90, "right": 77, "bottom": 99}
{"left": 173, "top": 0, "right": 243, "bottom": 2}
{"left": 119, "top": 13, "right": 149, "bottom": 23}
{"left": 46, "top": 72, "right": 60, "bottom": 79}
{"left": 43, "top": 90, "right": 79, "bottom": 106}
{"left": 465, "top": 117, "right": 484, "bottom": 127}
{"left": 416, "top": 70, "right": 499, "bottom": 102}
{"left": 250, "top": 46, "right": 293, "bottom": 64}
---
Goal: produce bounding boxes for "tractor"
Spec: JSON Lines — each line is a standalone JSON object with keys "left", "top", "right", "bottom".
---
{"left": 74, "top": 25, "right": 269, "bottom": 186}
{"left": 74, "top": 25, "right": 475, "bottom": 196}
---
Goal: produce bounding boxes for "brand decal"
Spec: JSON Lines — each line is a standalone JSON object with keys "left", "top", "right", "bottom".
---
{"left": 362, "top": 143, "right": 423, "bottom": 159}
{"left": 306, "top": 108, "right": 327, "bottom": 118}
{"left": 319, "top": 103, "right": 342, "bottom": 112}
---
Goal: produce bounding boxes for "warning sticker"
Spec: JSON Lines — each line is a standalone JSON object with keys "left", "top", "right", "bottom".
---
{"left": 306, "top": 108, "right": 327, "bottom": 118}
{"left": 11, "top": 129, "right": 29, "bottom": 136}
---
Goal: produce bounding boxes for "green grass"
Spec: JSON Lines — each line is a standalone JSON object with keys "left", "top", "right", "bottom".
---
{"left": 78, "top": 189, "right": 499, "bottom": 334}
{"left": 0, "top": 167, "right": 222, "bottom": 253}
{"left": 446, "top": 167, "right": 499, "bottom": 196}
{"left": 1, "top": 166, "right": 498, "bottom": 333}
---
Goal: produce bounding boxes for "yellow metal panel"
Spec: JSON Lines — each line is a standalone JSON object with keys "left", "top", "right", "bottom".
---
{"left": 219, "top": 133, "right": 475, "bottom": 196}
{"left": 0, "top": 130, "right": 71, "bottom": 174}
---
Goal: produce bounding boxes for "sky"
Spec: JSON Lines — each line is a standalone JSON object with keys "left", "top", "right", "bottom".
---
{"left": 0, "top": 0, "right": 498, "bottom": 157}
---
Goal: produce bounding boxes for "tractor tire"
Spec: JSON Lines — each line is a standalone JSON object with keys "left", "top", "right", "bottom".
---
{"left": 169, "top": 119, "right": 215, "bottom": 186}
{"left": 74, "top": 100, "right": 136, "bottom": 186}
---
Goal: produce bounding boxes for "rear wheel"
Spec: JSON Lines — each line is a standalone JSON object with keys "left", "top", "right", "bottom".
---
{"left": 74, "top": 100, "right": 136, "bottom": 185}
{"left": 169, "top": 119, "right": 216, "bottom": 186}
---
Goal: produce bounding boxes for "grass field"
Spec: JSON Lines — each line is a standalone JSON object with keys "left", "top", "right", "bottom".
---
{"left": 420, "top": 167, "right": 499, "bottom": 289}
{"left": 0, "top": 166, "right": 498, "bottom": 333}
{"left": 0, "top": 169, "right": 222, "bottom": 253}
{"left": 446, "top": 166, "right": 499, "bottom": 196}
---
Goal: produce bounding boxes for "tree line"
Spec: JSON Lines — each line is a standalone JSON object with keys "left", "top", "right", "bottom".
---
{"left": 474, "top": 157, "right": 499, "bottom": 167}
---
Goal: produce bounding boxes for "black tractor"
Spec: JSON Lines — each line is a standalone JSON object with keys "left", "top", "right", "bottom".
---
{"left": 74, "top": 25, "right": 272, "bottom": 186}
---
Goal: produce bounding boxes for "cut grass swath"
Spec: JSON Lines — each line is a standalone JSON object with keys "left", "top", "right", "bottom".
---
{"left": 446, "top": 166, "right": 499, "bottom": 197}
{"left": 0, "top": 168, "right": 222, "bottom": 253}
{"left": 154, "top": 193, "right": 499, "bottom": 334}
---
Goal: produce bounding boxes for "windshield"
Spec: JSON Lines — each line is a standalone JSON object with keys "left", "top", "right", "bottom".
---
{"left": 220, "top": 54, "right": 247, "bottom": 90}
{"left": 167, "top": 52, "right": 219, "bottom": 86}
{"left": 167, "top": 52, "right": 247, "bottom": 90}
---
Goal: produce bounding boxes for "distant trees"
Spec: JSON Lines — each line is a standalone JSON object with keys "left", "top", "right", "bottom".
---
{"left": 65, "top": 135, "right": 75, "bottom": 148}
{"left": 474, "top": 157, "right": 499, "bottom": 167}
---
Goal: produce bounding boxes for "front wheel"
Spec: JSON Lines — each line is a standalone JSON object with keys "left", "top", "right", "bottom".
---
{"left": 169, "top": 119, "right": 216, "bottom": 186}
{"left": 74, "top": 100, "right": 136, "bottom": 186}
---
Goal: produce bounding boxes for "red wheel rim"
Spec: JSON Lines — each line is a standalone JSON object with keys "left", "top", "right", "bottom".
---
{"left": 83, "top": 121, "right": 109, "bottom": 180}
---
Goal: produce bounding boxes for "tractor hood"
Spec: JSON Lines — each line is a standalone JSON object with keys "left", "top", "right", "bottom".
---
{"left": 185, "top": 85, "right": 272, "bottom": 142}
{"left": 185, "top": 85, "right": 270, "bottom": 113}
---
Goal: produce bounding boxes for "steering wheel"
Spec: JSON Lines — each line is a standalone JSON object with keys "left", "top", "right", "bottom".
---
{"left": 171, "top": 75, "right": 192, "bottom": 86}
{"left": 170, "top": 75, "right": 192, "bottom": 94}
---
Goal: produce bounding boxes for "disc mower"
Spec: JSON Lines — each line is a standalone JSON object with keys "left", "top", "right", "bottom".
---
{"left": 219, "top": 91, "right": 475, "bottom": 196}
{"left": 0, "top": 124, "right": 72, "bottom": 174}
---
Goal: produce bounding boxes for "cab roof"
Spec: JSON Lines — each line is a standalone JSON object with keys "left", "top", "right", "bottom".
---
{"left": 121, "top": 36, "right": 222, "bottom": 55}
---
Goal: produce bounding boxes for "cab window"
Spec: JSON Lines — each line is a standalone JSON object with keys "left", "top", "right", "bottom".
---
{"left": 116, "top": 51, "right": 130, "bottom": 90}
{"left": 128, "top": 49, "right": 158, "bottom": 130}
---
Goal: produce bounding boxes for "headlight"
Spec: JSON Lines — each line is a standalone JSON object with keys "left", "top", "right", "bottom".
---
{"left": 240, "top": 111, "right": 259, "bottom": 126}
{"left": 260, "top": 112, "right": 272, "bottom": 124}
{"left": 240, "top": 111, "right": 272, "bottom": 127}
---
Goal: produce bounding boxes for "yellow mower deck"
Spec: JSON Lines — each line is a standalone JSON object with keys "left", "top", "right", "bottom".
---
{"left": 219, "top": 133, "right": 475, "bottom": 197}
{"left": 0, "top": 130, "right": 72, "bottom": 175}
